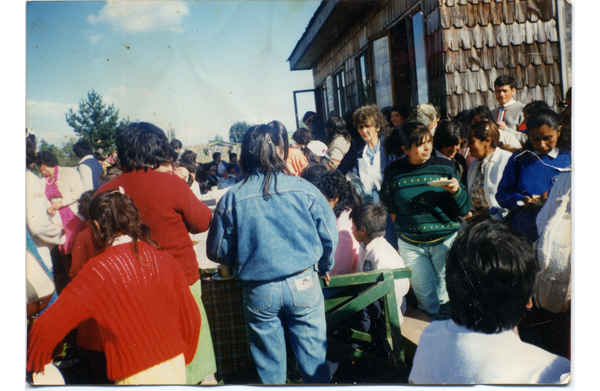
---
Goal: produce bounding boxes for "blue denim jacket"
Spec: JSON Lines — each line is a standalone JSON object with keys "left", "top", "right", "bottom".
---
{"left": 206, "top": 172, "right": 338, "bottom": 282}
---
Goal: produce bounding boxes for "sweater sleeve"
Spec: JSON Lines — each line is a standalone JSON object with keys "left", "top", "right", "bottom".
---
{"left": 446, "top": 180, "right": 471, "bottom": 218}
{"left": 173, "top": 265, "right": 202, "bottom": 365}
{"left": 27, "top": 287, "right": 92, "bottom": 373}
{"left": 311, "top": 192, "right": 339, "bottom": 275}
{"left": 174, "top": 178, "right": 212, "bottom": 234}
{"left": 495, "top": 153, "right": 524, "bottom": 209}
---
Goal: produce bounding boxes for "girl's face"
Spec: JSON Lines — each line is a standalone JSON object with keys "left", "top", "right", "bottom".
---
{"left": 439, "top": 142, "right": 461, "bottom": 160}
{"left": 467, "top": 133, "right": 492, "bottom": 159}
{"left": 357, "top": 120, "right": 380, "bottom": 147}
{"left": 390, "top": 111, "right": 405, "bottom": 128}
{"left": 156, "top": 162, "right": 173, "bottom": 174}
{"left": 402, "top": 134, "right": 432, "bottom": 165}
{"left": 529, "top": 125, "right": 561, "bottom": 155}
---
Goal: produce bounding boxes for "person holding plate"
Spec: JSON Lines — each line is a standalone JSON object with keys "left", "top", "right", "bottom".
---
{"left": 496, "top": 108, "right": 571, "bottom": 242}
{"left": 381, "top": 121, "right": 470, "bottom": 320}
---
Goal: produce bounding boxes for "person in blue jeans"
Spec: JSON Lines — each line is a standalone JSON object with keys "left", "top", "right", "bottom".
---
{"left": 207, "top": 121, "right": 338, "bottom": 384}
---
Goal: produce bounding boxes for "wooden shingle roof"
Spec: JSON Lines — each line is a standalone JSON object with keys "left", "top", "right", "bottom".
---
{"left": 424, "top": 0, "right": 563, "bottom": 116}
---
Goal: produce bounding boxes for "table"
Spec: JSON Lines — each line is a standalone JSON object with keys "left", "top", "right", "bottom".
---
{"left": 201, "top": 275, "right": 256, "bottom": 383}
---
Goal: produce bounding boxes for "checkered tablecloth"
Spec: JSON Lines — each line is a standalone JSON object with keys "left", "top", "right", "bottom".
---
{"left": 201, "top": 276, "right": 255, "bottom": 382}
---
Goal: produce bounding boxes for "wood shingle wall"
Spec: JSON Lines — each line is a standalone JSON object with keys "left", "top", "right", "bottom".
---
{"left": 424, "top": 0, "right": 564, "bottom": 117}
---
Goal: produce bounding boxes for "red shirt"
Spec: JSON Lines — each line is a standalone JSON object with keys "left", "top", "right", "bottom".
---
{"left": 27, "top": 242, "right": 201, "bottom": 380}
{"left": 97, "top": 169, "right": 212, "bottom": 285}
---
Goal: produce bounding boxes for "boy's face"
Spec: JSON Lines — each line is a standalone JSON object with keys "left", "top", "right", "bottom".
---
{"left": 494, "top": 84, "right": 515, "bottom": 106}
{"left": 351, "top": 221, "right": 369, "bottom": 244}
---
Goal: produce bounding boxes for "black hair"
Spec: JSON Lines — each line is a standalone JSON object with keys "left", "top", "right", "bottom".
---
{"left": 212, "top": 152, "right": 221, "bottom": 161}
{"left": 89, "top": 190, "right": 160, "bottom": 265}
{"left": 446, "top": 219, "right": 539, "bottom": 334}
{"left": 77, "top": 190, "right": 96, "bottom": 222}
{"left": 170, "top": 138, "right": 182, "bottom": 150}
{"left": 36, "top": 150, "right": 59, "bottom": 168}
{"left": 177, "top": 158, "right": 196, "bottom": 187}
{"left": 312, "top": 170, "right": 362, "bottom": 218}
{"left": 240, "top": 124, "right": 289, "bottom": 197}
{"left": 229, "top": 152, "right": 238, "bottom": 161}
{"left": 433, "top": 119, "right": 463, "bottom": 151}
{"left": 73, "top": 139, "right": 94, "bottom": 159}
{"left": 522, "top": 100, "right": 550, "bottom": 118}
{"left": 494, "top": 75, "right": 516, "bottom": 89}
{"left": 292, "top": 128, "right": 313, "bottom": 146}
{"left": 349, "top": 204, "right": 387, "bottom": 239}
{"left": 225, "top": 162, "right": 236, "bottom": 173}
{"left": 523, "top": 108, "right": 570, "bottom": 151}
{"left": 92, "top": 152, "right": 105, "bottom": 162}
{"left": 468, "top": 105, "right": 495, "bottom": 124}
{"left": 116, "top": 122, "right": 171, "bottom": 171}
{"left": 303, "top": 111, "right": 317, "bottom": 124}
{"left": 166, "top": 144, "right": 179, "bottom": 163}
{"left": 299, "top": 163, "right": 328, "bottom": 186}
{"left": 384, "top": 121, "right": 430, "bottom": 157}
{"left": 468, "top": 120, "right": 500, "bottom": 148}
{"left": 181, "top": 150, "right": 197, "bottom": 162}
{"left": 326, "top": 116, "right": 352, "bottom": 145}
{"left": 390, "top": 104, "right": 410, "bottom": 121}
{"left": 267, "top": 120, "right": 290, "bottom": 161}
{"left": 26, "top": 133, "right": 37, "bottom": 169}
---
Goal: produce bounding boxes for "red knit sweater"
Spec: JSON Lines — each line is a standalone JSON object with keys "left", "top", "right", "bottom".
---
{"left": 97, "top": 169, "right": 212, "bottom": 285}
{"left": 27, "top": 241, "right": 201, "bottom": 381}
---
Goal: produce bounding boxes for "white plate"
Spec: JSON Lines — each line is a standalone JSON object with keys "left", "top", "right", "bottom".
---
{"left": 33, "top": 363, "right": 65, "bottom": 385}
{"left": 427, "top": 178, "right": 453, "bottom": 187}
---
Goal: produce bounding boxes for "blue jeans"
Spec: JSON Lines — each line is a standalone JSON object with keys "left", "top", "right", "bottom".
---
{"left": 241, "top": 268, "right": 329, "bottom": 384}
{"left": 397, "top": 233, "right": 457, "bottom": 320}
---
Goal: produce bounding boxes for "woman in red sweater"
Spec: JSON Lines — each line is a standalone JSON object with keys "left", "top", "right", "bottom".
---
{"left": 27, "top": 190, "right": 201, "bottom": 384}
{"left": 96, "top": 122, "right": 216, "bottom": 383}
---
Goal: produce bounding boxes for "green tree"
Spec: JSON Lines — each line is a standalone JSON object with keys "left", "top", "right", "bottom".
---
{"left": 38, "top": 138, "right": 79, "bottom": 167}
{"left": 229, "top": 121, "right": 253, "bottom": 143}
{"left": 65, "top": 89, "right": 129, "bottom": 151}
{"left": 211, "top": 134, "right": 224, "bottom": 142}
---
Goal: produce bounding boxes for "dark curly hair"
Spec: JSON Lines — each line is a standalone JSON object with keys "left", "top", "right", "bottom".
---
{"left": 36, "top": 150, "right": 59, "bottom": 168}
{"left": 311, "top": 170, "right": 362, "bottom": 218}
{"left": 116, "top": 122, "right": 172, "bottom": 171}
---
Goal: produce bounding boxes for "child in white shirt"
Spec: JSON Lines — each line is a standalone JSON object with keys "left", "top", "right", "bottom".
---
{"left": 350, "top": 204, "right": 410, "bottom": 325}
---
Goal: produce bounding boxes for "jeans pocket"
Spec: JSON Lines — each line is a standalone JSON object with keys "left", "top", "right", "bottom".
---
{"left": 286, "top": 271, "right": 321, "bottom": 307}
{"left": 243, "top": 281, "right": 274, "bottom": 312}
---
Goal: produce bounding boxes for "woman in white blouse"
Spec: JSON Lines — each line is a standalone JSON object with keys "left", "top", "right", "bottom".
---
{"left": 465, "top": 120, "right": 512, "bottom": 223}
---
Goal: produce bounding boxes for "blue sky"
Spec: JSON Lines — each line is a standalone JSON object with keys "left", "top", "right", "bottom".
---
{"left": 26, "top": 0, "right": 320, "bottom": 148}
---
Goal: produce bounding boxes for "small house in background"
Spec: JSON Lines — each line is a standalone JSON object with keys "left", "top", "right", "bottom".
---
{"left": 208, "top": 141, "right": 240, "bottom": 158}
{"left": 288, "top": 0, "right": 571, "bottom": 120}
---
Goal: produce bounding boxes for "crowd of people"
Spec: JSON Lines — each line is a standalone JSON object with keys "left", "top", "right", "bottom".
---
{"left": 25, "top": 75, "right": 571, "bottom": 385}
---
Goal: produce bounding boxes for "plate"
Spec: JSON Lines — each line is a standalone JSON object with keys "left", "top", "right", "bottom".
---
{"left": 212, "top": 274, "right": 234, "bottom": 281}
{"left": 427, "top": 178, "right": 453, "bottom": 187}
{"left": 33, "top": 364, "right": 65, "bottom": 385}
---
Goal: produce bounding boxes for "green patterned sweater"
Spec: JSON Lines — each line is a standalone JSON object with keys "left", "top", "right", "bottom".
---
{"left": 380, "top": 156, "right": 470, "bottom": 247}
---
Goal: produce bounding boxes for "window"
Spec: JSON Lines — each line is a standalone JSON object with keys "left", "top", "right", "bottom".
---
{"left": 334, "top": 69, "right": 346, "bottom": 116}
{"left": 372, "top": 35, "right": 393, "bottom": 108}
{"left": 356, "top": 51, "right": 372, "bottom": 106}
{"left": 411, "top": 11, "right": 428, "bottom": 105}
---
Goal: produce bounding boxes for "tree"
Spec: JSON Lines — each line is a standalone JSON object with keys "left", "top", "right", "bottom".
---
{"left": 39, "top": 137, "right": 79, "bottom": 167}
{"left": 211, "top": 134, "right": 224, "bottom": 143}
{"left": 229, "top": 121, "right": 253, "bottom": 143}
{"left": 65, "top": 89, "right": 129, "bottom": 152}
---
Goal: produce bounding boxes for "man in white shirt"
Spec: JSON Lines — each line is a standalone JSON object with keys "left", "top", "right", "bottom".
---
{"left": 409, "top": 220, "right": 570, "bottom": 385}
{"left": 73, "top": 139, "right": 103, "bottom": 191}
{"left": 491, "top": 75, "right": 527, "bottom": 144}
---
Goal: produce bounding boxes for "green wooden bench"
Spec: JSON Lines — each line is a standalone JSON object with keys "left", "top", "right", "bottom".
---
{"left": 320, "top": 267, "right": 412, "bottom": 382}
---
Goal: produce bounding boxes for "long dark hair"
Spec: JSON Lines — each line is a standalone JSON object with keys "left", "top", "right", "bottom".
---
{"left": 240, "top": 123, "right": 289, "bottom": 197}
{"left": 326, "top": 116, "right": 352, "bottom": 145}
{"left": 89, "top": 190, "right": 159, "bottom": 265}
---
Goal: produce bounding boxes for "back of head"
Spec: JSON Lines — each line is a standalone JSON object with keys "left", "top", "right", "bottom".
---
{"left": 300, "top": 163, "right": 328, "bottom": 186}
{"left": 89, "top": 190, "right": 157, "bottom": 263}
{"left": 417, "top": 103, "right": 438, "bottom": 122}
{"left": 116, "top": 122, "right": 170, "bottom": 171}
{"left": 77, "top": 190, "right": 96, "bottom": 222}
{"left": 494, "top": 74, "right": 516, "bottom": 89}
{"left": 92, "top": 152, "right": 105, "bottom": 162}
{"left": 292, "top": 127, "right": 314, "bottom": 146}
{"left": 240, "top": 124, "right": 288, "bottom": 196}
{"left": 523, "top": 100, "right": 550, "bottom": 118}
{"left": 326, "top": 116, "right": 350, "bottom": 144}
{"left": 313, "top": 170, "right": 362, "bottom": 218}
{"left": 177, "top": 158, "right": 196, "bottom": 187}
{"left": 267, "top": 120, "right": 290, "bottom": 161}
{"left": 26, "top": 131, "right": 37, "bottom": 169}
{"left": 349, "top": 204, "right": 387, "bottom": 239}
{"left": 446, "top": 219, "right": 539, "bottom": 334}
{"left": 73, "top": 139, "right": 94, "bottom": 159}
{"left": 409, "top": 109, "right": 431, "bottom": 129}
{"left": 433, "top": 119, "right": 463, "bottom": 150}
{"left": 170, "top": 138, "right": 182, "bottom": 151}
{"left": 181, "top": 150, "right": 197, "bottom": 162}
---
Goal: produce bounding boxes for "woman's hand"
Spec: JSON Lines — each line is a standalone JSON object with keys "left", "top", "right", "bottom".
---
{"left": 51, "top": 201, "right": 63, "bottom": 211}
{"left": 323, "top": 273, "right": 331, "bottom": 287}
{"left": 442, "top": 177, "right": 459, "bottom": 193}
{"left": 174, "top": 167, "right": 189, "bottom": 181}
{"left": 47, "top": 207, "right": 57, "bottom": 216}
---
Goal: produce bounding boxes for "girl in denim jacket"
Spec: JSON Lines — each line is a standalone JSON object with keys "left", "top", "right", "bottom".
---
{"left": 207, "top": 122, "right": 338, "bottom": 384}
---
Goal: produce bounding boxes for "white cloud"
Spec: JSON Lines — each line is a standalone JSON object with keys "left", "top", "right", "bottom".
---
{"left": 88, "top": 1, "right": 189, "bottom": 33}
{"left": 87, "top": 33, "right": 104, "bottom": 44}
{"left": 26, "top": 100, "right": 77, "bottom": 118}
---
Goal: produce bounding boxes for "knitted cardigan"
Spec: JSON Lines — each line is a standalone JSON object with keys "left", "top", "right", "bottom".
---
{"left": 27, "top": 241, "right": 201, "bottom": 381}
{"left": 97, "top": 169, "right": 212, "bottom": 286}
{"left": 381, "top": 156, "right": 470, "bottom": 246}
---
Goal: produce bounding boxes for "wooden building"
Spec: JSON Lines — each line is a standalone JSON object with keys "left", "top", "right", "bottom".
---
{"left": 288, "top": 0, "right": 571, "bottom": 120}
